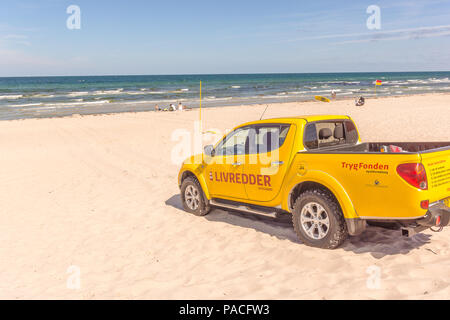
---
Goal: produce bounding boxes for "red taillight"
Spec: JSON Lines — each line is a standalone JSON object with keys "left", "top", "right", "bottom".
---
{"left": 396, "top": 163, "right": 428, "bottom": 190}
{"left": 436, "top": 216, "right": 441, "bottom": 226}
{"left": 420, "top": 200, "right": 429, "bottom": 209}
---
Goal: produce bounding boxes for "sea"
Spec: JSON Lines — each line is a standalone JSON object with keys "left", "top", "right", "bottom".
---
{"left": 0, "top": 72, "right": 449, "bottom": 120}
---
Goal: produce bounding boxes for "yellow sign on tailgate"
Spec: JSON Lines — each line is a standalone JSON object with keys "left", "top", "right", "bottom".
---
{"left": 444, "top": 197, "right": 450, "bottom": 208}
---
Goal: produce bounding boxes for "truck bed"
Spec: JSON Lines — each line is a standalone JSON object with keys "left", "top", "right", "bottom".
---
{"left": 297, "top": 141, "right": 450, "bottom": 218}
{"left": 305, "top": 141, "right": 450, "bottom": 153}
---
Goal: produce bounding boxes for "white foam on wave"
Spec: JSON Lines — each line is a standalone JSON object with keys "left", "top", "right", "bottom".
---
{"left": 169, "top": 89, "right": 190, "bottom": 93}
{"left": 8, "top": 103, "right": 43, "bottom": 108}
{"left": 124, "top": 91, "right": 146, "bottom": 95}
{"left": 43, "top": 100, "right": 111, "bottom": 108}
{"left": 210, "top": 96, "right": 233, "bottom": 101}
{"left": 27, "top": 93, "right": 56, "bottom": 98}
{"left": 336, "top": 91, "right": 354, "bottom": 96}
{"left": 93, "top": 89, "right": 124, "bottom": 95}
{"left": 427, "top": 77, "right": 450, "bottom": 83}
{"left": 121, "top": 98, "right": 187, "bottom": 105}
{"left": 0, "top": 94, "right": 23, "bottom": 100}
{"left": 68, "top": 91, "right": 89, "bottom": 97}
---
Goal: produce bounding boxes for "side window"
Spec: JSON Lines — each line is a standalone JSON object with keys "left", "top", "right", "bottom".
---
{"left": 246, "top": 125, "right": 290, "bottom": 154}
{"left": 304, "top": 124, "right": 318, "bottom": 149}
{"left": 215, "top": 127, "right": 250, "bottom": 156}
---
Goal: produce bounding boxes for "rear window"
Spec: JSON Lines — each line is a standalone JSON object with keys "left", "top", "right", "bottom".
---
{"left": 303, "top": 120, "right": 358, "bottom": 150}
{"left": 344, "top": 121, "right": 359, "bottom": 144}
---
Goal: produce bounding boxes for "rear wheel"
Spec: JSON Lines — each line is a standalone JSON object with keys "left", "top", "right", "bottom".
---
{"left": 292, "top": 189, "right": 348, "bottom": 249}
{"left": 180, "top": 176, "right": 211, "bottom": 216}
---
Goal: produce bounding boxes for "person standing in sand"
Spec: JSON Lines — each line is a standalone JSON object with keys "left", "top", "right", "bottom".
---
{"left": 331, "top": 90, "right": 336, "bottom": 100}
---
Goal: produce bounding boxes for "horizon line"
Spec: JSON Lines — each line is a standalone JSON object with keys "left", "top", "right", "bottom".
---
{"left": 1, "top": 70, "right": 450, "bottom": 78}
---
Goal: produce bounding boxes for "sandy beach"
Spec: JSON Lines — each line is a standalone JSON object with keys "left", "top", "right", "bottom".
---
{"left": 0, "top": 93, "right": 449, "bottom": 299}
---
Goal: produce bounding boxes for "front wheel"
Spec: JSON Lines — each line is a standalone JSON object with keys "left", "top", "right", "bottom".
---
{"left": 180, "top": 176, "right": 211, "bottom": 216}
{"left": 292, "top": 189, "right": 348, "bottom": 249}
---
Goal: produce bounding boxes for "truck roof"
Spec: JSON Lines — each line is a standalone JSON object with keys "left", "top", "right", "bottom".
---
{"left": 239, "top": 115, "right": 351, "bottom": 127}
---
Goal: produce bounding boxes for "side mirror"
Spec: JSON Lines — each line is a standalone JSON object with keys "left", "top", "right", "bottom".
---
{"left": 204, "top": 145, "right": 215, "bottom": 157}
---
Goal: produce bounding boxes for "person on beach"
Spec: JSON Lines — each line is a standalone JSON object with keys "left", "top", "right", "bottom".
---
{"left": 178, "top": 102, "right": 184, "bottom": 111}
{"left": 355, "top": 96, "right": 365, "bottom": 106}
{"left": 331, "top": 90, "right": 336, "bottom": 100}
{"left": 154, "top": 104, "right": 160, "bottom": 111}
{"left": 169, "top": 104, "right": 177, "bottom": 111}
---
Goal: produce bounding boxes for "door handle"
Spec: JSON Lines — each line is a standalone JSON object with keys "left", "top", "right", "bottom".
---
{"left": 232, "top": 162, "right": 242, "bottom": 166}
{"left": 271, "top": 161, "right": 284, "bottom": 166}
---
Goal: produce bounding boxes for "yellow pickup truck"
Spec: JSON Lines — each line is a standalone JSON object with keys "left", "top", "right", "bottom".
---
{"left": 178, "top": 115, "right": 450, "bottom": 249}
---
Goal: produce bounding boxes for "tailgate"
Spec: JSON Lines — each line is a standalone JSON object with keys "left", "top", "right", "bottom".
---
{"left": 421, "top": 147, "right": 450, "bottom": 203}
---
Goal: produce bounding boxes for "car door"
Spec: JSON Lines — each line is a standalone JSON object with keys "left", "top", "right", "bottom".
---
{"left": 242, "top": 124, "right": 295, "bottom": 202}
{"left": 205, "top": 127, "right": 249, "bottom": 200}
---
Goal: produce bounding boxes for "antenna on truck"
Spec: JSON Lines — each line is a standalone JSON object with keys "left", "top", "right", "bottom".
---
{"left": 260, "top": 104, "right": 269, "bottom": 120}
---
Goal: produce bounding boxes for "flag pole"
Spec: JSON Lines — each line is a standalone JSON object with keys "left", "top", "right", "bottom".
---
{"left": 199, "top": 80, "right": 202, "bottom": 132}
{"left": 200, "top": 81, "right": 203, "bottom": 163}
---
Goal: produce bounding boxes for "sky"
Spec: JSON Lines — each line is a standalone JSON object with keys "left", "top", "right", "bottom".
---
{"left": 0, "top": 0, "right": 450, "bottom": 76}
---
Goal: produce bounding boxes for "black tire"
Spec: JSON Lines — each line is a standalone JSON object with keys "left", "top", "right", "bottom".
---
{"left": 180, "top": 176, "right": 211, "bottom": 216}
{"left": 292, "top": 189, "right": 348, "bottom": 249}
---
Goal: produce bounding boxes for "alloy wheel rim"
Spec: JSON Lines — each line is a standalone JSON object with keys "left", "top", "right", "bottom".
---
{"left": 300, "top": 202, "right": 330, "bottom": 240}
{"left": 185, "top": 185, "right": 200, "bottom": 210}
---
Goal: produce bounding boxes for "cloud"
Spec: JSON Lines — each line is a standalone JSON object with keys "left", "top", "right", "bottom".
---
{"left": 287, "top": 25, "right": 450, "bottom": 44}
{"left": 336, "top": 25, "right": 450, "bottom": 44}
{"left": 4, "top": 34, "right": 28, "bottom": 40}
{"left": 1, "top": 34, "right": 31, "bottom": 46}
{"left": 0, "top": 49, "right": 53, "bottom": 66}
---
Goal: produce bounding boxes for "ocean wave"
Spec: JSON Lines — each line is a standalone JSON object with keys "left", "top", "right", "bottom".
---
{"left": 93, "top": 89, "right": 124, "bottom": 95}
{"left": 43, "top": 100, "right": 111, "bottom": 108}
{"left": 121, "top": 99, "right": 187, "bottom": 105}
{"left": 317, "top": 81, "right": 360, "bottom": 85}
{"left": 24, "top": 93, "right": 56, "bottom": 98}
{"left": 0, "top": 94, "right": 23, "bottom": 100}
{"left": 205, "top": 96, "right": 233, "bottom": 101}
{"left": 428, "top": 77, "right": 450, "bottom": 82}
{"left": 336, "top": 91, "right": 354, "bottom": 96}
{"left": 8, "top": 103, "right": 43, "bottom": 108}
{"left": 68, "top": 91, "right": 89, "bottom": 97}
{"left": 168, "top": 89, "right": 190, "bottom": 93}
